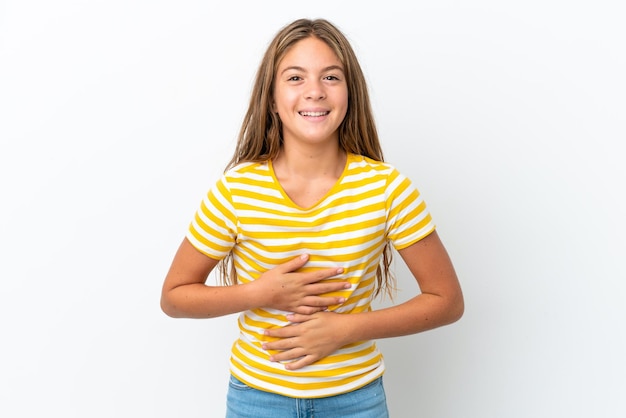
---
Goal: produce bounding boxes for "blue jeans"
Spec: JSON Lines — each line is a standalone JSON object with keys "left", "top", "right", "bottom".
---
{"left": 225, "top": 375, "right": 389, "bottom": 418}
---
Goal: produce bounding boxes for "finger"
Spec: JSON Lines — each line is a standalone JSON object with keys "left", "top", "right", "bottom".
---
{"left": 264, "top": 323, "right": 303, "bottom": 340}
{"left": 299, "top": 295, "right": 345, "bottom": 308}
{"left": 291, "top": 305, "right": 326, "bottom": 315}
{"left": 268, "top": 348, "right": 307, "bottom": 364}
{"left": 274, "top": 253, "right": 310, "bottom": 274}
{"left": 284, "top": 313, "right": 309, "bottom": 323}
{"left": 291, "top": 298, "right": 344, "bottom": 314}
{"left": 307, "top": 282, "right": 352, "bottom": 295}
{"left": 284, "top": 355, "right": 317, "bottom": 370}
{"left": 263, "top": 336, "right": 298, "bottom": 352}
{"left": 300, "top": 267, "right": 345, "bottom": 285}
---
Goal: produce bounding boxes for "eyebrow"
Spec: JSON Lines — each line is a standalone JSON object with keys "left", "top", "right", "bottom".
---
{"left": 280, "top": 65, "right": 345, "bottom": 75}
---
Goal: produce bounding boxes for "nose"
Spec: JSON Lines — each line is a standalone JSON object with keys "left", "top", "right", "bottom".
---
{"left": 305, "top": 79, "right": 326, "bottom": 100}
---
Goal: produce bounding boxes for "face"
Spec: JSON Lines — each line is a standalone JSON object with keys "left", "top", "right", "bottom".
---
{"left": 273, "top": 37, "right": 348, "bottom": 150}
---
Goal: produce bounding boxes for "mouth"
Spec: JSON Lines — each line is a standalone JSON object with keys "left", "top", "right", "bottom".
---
{"left": 299, "top": 111, "right": 329, "bottom": 117}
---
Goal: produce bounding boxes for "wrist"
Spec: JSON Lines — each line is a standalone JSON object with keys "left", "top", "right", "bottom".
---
{"left": 337, "top": 312, "right": 366, "bottom": 345}
{"left": 344, "top": 311, "right": 379, "bottom": 343}
{"left": 240, "top": 279, "right": 264, "bottom": 311}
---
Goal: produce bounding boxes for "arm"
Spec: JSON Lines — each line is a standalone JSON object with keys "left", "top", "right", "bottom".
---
{"left": 263, "top": 230, "right": 464, "bottom": 368}
{"left": 160, "top": 238, "right": 351, "bottom": 319}
{"left": 343, "top": 229, "right": 464, "bottom": 338}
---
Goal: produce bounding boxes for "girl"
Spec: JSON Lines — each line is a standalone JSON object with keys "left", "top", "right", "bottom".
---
{"left": 161, "top": 18, "right": 464, "bottom": 418}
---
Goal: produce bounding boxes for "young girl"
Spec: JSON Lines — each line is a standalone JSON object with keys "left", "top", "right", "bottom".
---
{"left": 161, "top": 18, "right": 464, "bottom": 418}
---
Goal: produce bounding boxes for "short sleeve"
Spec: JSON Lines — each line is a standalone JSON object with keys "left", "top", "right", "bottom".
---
{"left": 385, "top": 168, "right": 436, "bottom": 250}
{"left": 186, "top": 176, "right": 238, "bottom": 260}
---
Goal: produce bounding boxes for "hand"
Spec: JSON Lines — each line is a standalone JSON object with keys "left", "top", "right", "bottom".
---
{"left": 262, "top": 311, "right": 351, "bottom": 370}
{"left": 254, "top": 254, "right": 351, "bottom": 314}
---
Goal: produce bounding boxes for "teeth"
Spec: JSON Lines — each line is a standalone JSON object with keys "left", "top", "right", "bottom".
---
{"left": 300, "top": 111, "right": 328, "bottom": 117}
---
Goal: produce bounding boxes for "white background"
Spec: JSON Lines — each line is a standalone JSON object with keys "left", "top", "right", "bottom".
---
{"left": 1, "top": 1, "right": 624, "bottom": 417}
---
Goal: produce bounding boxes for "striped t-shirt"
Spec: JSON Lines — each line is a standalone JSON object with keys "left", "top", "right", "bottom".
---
{"left": 187, "top": 152, "right": 435, "bottom": 398}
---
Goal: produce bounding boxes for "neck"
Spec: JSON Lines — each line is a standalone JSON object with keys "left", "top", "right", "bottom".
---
{"left": 274, "top": 143, "right": 346, "bottom": 179}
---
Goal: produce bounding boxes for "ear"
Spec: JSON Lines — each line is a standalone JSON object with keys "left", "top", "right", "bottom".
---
{"left": 270, "top": 101, "right": 277, "bottom": 113}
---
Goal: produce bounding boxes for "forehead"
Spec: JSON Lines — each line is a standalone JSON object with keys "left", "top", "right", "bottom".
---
{"left": 277, "top": 37, "right": 343, "bottom": 70}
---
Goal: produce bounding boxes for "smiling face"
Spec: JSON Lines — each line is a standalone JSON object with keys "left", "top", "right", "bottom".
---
{"left": 273, "top": 37, "right": 348, "bottom": 151}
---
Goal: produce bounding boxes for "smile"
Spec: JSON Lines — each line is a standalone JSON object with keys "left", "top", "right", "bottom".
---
{"left": 299, "top": 111, "right": 329, "bottom": 117}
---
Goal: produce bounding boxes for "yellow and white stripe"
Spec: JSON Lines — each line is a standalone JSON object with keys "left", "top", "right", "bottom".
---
{"left": 187, "top": 153, "right": 435, "bottom": 398}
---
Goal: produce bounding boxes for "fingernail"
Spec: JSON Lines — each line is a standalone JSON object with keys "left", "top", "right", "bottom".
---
{"left": 344, "top": 283, "right": 351, "bottom": 288}
{"left": 338, "top": 297, "right": 346, "bottom": 303}
{"left": 336, "top": 268, "right": 344, "bottom": 274}
{"left": 300, "top": 254, "right": 309, "bottom": 261}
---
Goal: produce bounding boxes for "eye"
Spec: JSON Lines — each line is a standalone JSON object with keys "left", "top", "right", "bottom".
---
{"left": 324, "top": 75, "right": 340, "bottom": 81}
{"left": 287, "top": 75, "right": 302, "bottom": 81}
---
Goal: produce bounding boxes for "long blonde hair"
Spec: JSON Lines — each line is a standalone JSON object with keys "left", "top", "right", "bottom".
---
{"left": 220, "top": 18, "right": 395, "bottom": 299}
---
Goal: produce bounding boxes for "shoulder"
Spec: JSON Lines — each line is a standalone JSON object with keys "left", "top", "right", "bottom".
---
{"left": 345, "top": 154, "right": 422, "bottom": 204}
{"left": 345, "top": 153, "right": 402, "bottom": 181}
{"left": 220, "top": 161, "right": 273, "bottom": 187}
{"left": 216, "top": 161, "right": 278, "bottom": 200}
{"left": 224, "top": 161, "right": 270, "bottom": 178}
